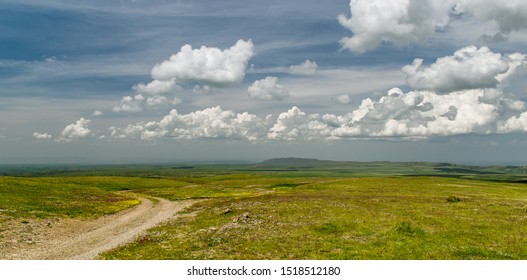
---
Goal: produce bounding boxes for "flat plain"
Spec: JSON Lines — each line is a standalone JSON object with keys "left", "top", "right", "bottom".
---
{"left": 1, "top": 158, "right": 527, "bottom": 259}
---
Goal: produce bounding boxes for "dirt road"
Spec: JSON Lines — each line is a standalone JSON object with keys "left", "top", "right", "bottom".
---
{"left": 3, "top": 197, "right": 195, "bottom": 260}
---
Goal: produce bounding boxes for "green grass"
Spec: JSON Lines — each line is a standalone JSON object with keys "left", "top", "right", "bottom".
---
{"left": 99, "top": 176, "right": 527, "bottom": 260}
{"left": 2, "top": 160, "right": 527, "bottom": 260}
{"left": 0, "top": 177, "right": 140, "bottom": 219}
{"left": 2, "top": 159, "right": 527, "bottom": 182}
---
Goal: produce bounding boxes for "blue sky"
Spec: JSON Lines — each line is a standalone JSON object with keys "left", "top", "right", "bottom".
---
{"left": 1, "top": 0, "right": 527, "bottom": 164}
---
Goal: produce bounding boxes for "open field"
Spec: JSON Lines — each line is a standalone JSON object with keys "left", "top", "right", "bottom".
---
{"left": 1, "top": 159, "right": 527, "bottom": 259}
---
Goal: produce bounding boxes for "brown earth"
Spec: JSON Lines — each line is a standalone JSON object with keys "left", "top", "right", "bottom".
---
{"left": 0, "top": 197, "right": 196, "bottom": 259}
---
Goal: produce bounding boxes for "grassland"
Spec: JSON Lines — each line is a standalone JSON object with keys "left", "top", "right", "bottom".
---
{"left": 0, "top": 177, "right": 140, "bottom": 219}
{"left": 1, "top": 158, "right": 527, "bottom": 259}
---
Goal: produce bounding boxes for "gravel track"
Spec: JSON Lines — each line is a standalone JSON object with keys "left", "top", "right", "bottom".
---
{"left": 4, "top": 197, "right": 195, "bottom": 260}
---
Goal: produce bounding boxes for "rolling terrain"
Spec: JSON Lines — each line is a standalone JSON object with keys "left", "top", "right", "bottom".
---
{"left": 1, "top": 158, "right": 527, "bottom": 259}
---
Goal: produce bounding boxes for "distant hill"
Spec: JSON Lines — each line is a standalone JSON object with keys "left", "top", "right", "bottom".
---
{"left": 1, "top": 157, "right": 526, "bottom": 183}
{"left": 261, "top": 157, "right": 334, "bottom": 166}
{"left": 257, "top": 157, "right": 527, "bottom": 180}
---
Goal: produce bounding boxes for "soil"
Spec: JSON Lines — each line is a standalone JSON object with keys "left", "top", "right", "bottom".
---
{"left": 0, "top": 197, "right": 196, "bottom": 260}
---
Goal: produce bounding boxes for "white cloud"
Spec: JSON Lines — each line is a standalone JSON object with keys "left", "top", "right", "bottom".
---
{"left": 267, "top": 106, "right": 306, "bottom": 140}
{"left": 267, "top": 107, "right": 335, "bottom": 140}
{"left": 105, "top": 42, "right": 527, "bottom": 142}
{"left": 107, "top": 85, "right": 527, "bottom": 142}
{"left": 146, "top": 95, "right": 181, "bottom": 107}
{"left": 496, "top": 52, "right": 527, "bottom": 83}
{"left": 32, "top": 132, "right": 52, "bottom": 140}
{"left": 338, "top": 0, "right": 527, "bottom": 53}
{"left": 266, "top": 87, "right": 526, "bottom": 140}
{"left": 333, "top": 94, "right": 353, "bottom": 105}
{"left": 248, "top": 76, "right": 290, "bottom": 101}
{"left": 91, "top": 110, "right": 104, "bottom": 117}
{"left": 151, "top": 39, "right": 254, "bottom": 85}
{"left": 115, "top": 79, "right": 180, "bottom": 113}
{"left": 43, "top": 56, "right": 57, "bottom": 63}
{"left": 289, "top": 60, "right": 318, "bottom": 75}
{"left": 110, "top": 106, "right": 271, "bottom": 141}
{"left": 338, "top": 0, "right": 453, "bottom": 53}
{"left": 58, "top": 118, "right": 92, "bottom": 142}
{"left": 112, "top": 40, "right": 254, "bottom": 114}
{"left": 355, "top": 88, "right": 499, "bottom": 137}
{"left": 402, "top": 46, "right": 522, "bottom": 93}
{"left": 133, "top": 79, "right": 180, "bottom": 96}
{"left": 455, "top": 0, "right": 527, "bottom": 35}
{"left": 498, "top": 112, "right": 527, "bottom": 133}
{"left": 112, "top": 94, "right": 145, "bottom": 113}
{"left": 112, "top": 91, "right": 182, "bottom": 113}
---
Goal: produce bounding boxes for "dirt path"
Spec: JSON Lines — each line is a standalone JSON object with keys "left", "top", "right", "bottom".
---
{"left": 3, "top": 197, "right": 196, "bottom": 260}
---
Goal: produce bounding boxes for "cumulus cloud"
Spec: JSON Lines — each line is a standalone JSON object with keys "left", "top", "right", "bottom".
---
{"left": 248, "top": 76, "right": 290, "bottom": 101}
{"left": 109, "top": 106, "right": 272, "bottom": 141}
{"left": 112, "top": 82, "right": 182, "bottom": 113}
{"left": 112, "top": 94, "right": 145, "bottom": 113}
{"left": 333, "top": 94, "right": 353, "bottom": 105}
{"left": 289, "top": 60, "right": 318, "bottom": 75}
{"left": 498, "top": 112, "right": 527, "bottom": 133}
{"left": 112, "top": 40, "right": 254, "bottom": 113}
{"left": 348, "top": 88, "right": 499, "bottom": 137}
{"left": 267, "top": 107, "right": 306, "bottom": 140}
{"left": 402, "top": 46, "right": 523, "bottom": 93}
{"left": 113, "top": 79, "right": 181, "bottom": 113}
{"left": 267, "top": 87, "right": 527, "bottom": 140}
{"left": 91, "top": 110, "right": 104, "bottom": 117}
{"left": 338, "top": 0, "right": 527, "bottom": 53}
{"left": 105, "top": 43, "right": 527, "bottom": 142}
{"left": 147, "top": 95, "right": 181, "bottom": 107}
{"left": 106, "top": 83, "right": 527, "bottom": 141}
{"left": 496, "top": 53, "right": 527, "bottom": 83}
{"left": 455, "top": 0, "right": 527, "bottom": 35}
{"left": 267, "top": 107, "right": 336, "bottom": 140}
{"left": 338, "top": 0, "right": 453, "bottom": 53}
{"left": 58, "top": 118, "right": 91, "bottom": 142}
{"left": 133, "top": 79, "right": 180, "bottom": 96}
{"left": 32, "top": 132, "right": 52, "bottom": 140}
{"left": 151, "top": 39, "right": 254, "bottom": 85}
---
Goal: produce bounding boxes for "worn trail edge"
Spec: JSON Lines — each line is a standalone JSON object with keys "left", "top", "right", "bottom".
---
{"left": 12, "top": 197, "right": 196, "bottom": 260}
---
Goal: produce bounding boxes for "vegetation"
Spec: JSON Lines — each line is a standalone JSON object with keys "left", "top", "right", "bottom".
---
{"left": 99, "top": 176, "right": 527, "bottom": 260}
{"left": 2, "top": 158, "right": 527, "bottom": 182}
{"left": 0, "top": 177, "right": 140, "bottom": 219}
{"left": 1, "top": 158, "right": 527, "bottom": 259}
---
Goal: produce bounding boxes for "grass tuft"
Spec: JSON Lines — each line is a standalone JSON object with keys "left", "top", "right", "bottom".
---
{"left": 446, "top": 196, "right": 463, "bottom": 203}
{"left": 394, "top": 221, "right": 425, "bottom": 237}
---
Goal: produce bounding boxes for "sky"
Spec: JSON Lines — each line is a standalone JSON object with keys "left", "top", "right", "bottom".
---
{"left": 1, "top": 0, "right": 527, "bottom": 164}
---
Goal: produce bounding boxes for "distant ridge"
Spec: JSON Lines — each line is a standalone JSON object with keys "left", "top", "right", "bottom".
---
{"left": 258, "top": 157, "right": 527, "bottom": 176}
{"left": 261, "top": 157, "right": 330, "bottom": 165}
{"left": 260, "top": 157, "right": 360, "bottom": 166}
